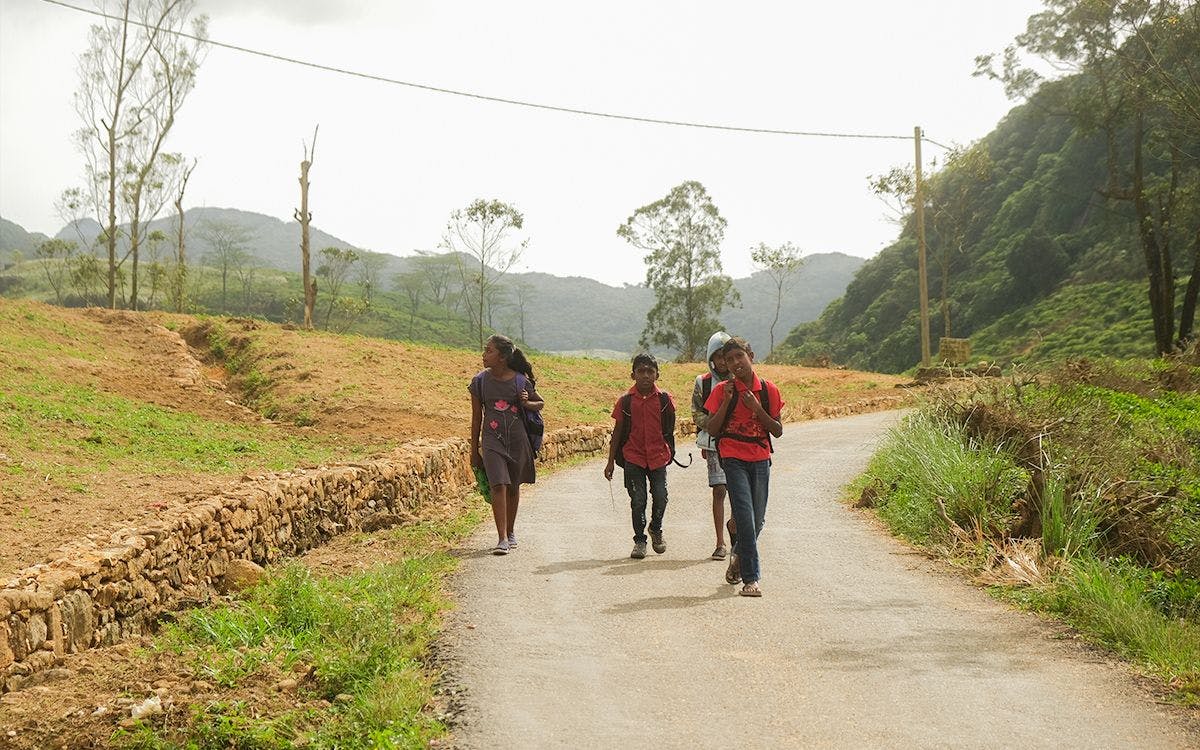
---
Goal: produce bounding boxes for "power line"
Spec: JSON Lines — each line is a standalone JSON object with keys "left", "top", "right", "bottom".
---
{"left": 40, "top": 0, "right": 949, "bottom": 147}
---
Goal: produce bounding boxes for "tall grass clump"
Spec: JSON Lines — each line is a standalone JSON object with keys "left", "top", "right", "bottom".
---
{"left": 1055, "top": 557, "right": 1200, "bottom": 701}
{"left": 863, "top": 409, "right": 1026, "bottom": 545}
{"left": 1039, "top": 474, "right": 1102, "bottom": 559}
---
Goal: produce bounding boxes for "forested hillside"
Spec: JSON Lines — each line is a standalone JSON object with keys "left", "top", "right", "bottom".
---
{"left": 781, "top": 4, "right": 1199, "bottom": 373}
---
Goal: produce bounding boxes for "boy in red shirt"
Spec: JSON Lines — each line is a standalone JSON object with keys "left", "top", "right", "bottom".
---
{"left": 703, "top": 337, "right": 783, "bottom": 596}
{"left": 604, "top": 353, "right": 677, "bottom": 559}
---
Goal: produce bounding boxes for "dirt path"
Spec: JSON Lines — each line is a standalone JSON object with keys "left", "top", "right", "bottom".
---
{"left": 444, "top": 411, "right": 1196, "bottom": 748}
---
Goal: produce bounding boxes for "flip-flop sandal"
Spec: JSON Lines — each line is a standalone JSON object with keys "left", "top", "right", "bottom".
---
{"left": 711, "top": 545, "right": 727, "bottom": 560}
{"left": 739, "top": 582, "right": 762, "bottom": 597}
{"left": 725, "top": 555, "right": 741, "bottom": 585}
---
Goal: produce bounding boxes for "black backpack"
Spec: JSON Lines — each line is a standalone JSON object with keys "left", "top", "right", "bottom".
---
{"left": 615, "top": 392, "right": 692, "bottom": 469}
{"left": 709, "top": 379, "right": 775, "bottom": 453}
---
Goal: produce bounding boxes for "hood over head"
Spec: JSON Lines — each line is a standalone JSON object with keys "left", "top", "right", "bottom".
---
{"left": 706, "top": 331, "right": 732, "bottom": 379}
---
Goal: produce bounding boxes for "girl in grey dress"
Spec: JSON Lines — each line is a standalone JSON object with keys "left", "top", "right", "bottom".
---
{"left": 469, "top": 334, "right": 544, "bottom": 555}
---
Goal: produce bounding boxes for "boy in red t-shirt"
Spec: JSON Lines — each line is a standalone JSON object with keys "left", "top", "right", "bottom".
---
{"left": 604, "top": 353, "right": 676, "bottom": 559}
{"left": 703, "top": 337, "right": 783, "bottom": 596}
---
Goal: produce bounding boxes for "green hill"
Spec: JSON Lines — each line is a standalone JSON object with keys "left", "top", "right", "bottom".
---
{"left": 782, "top": 57, "right": 1198, "bottom": 372}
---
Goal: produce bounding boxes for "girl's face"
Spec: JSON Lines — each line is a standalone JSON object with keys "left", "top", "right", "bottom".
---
{"left": 482, "top": 341, "right": 504, "bottom": 368}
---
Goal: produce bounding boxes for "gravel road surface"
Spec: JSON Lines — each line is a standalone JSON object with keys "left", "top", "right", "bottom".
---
{"left": 445, "top": 410, "right": 1195, "bottom": 749}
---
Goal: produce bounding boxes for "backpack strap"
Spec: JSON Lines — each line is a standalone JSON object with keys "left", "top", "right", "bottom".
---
{"left": 614, "top": 393, "right": 633, "bottom": 467}
{"left": 700, "top": 372, "right": 713, "bottom": 402}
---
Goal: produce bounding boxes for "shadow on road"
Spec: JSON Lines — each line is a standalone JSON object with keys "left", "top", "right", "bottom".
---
{"left": 534, "top": 558, "right": 712, "bottom": 576}
{"left": 603, "top": 586, "right": 738, "bottom": 614}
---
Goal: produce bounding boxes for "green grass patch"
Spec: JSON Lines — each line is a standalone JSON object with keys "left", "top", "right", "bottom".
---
{"left": 127, "top": 556, "right": 456, "bottom": 749}
{"left": 861, "top": 410, "right": 1026, "bottom": 545}
{"left": 1052, "top": 557, "right": 1200, "bottom": 704}
{"left": 0, "top": 376, "right": 365, "bottom": 480}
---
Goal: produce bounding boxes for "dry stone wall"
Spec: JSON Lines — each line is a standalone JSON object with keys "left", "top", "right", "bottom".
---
{"left": 2, "top": 426, "right": 610, "bottom": 692}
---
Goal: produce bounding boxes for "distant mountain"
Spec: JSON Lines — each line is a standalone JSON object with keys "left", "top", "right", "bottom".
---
{"left": 10, "top": 208, "right": 862, "bottom": 355}
{"left": 510, "top": 253, "right": 863, "bottom": 355}
{"left": 54, "top": 207, "right": 386, "bottom": 275}
{"left": 1, "top": 217, "right": 50, "bottom": 256}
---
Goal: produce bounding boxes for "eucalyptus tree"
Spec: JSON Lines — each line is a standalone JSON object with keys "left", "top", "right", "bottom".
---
{"left": 441, "top": 200, "right": 527, "bottom": 349}
{"left": 750, "top": 242, "right": 804, "bottom": 357}
{"left": 71, "top": 0, "right": 208, "bottom": 310}
{"left": 618, "top": 180, "right": 738, "bottom": 361}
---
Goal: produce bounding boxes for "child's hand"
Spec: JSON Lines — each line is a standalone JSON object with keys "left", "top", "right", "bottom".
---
{"left": 519, "top": 389, "right": 529, "bottom": 404}
{"left": 741, "top": 390, "right": 761, "bottom": 411}
{"left": 603, "top": 460, "right": 614, "bottom": 481}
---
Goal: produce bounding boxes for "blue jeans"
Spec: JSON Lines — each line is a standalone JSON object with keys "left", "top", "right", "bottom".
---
{"left": 624, "top": 464, "right": 668, "bottom": 543}
{"left": 723, "top": 457, "right": 770, "bottom": 584}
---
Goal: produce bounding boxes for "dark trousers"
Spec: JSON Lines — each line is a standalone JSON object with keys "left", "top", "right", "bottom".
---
{"left": 624, "top": 463, "right": 668, "bottom": 543}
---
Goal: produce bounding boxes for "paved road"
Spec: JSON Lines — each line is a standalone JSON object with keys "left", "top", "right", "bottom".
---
{"left": 445, "top": 411, "right": 1195, "bottom": 749}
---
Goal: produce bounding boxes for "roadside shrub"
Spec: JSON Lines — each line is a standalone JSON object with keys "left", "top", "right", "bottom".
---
{"left": 864, "top": 410, "right": 1025, "bottom": 545}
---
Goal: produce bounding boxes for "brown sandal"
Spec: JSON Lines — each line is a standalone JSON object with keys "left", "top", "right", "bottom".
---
{"left": 739, "top": 581, "right": 762, "bottom": 597}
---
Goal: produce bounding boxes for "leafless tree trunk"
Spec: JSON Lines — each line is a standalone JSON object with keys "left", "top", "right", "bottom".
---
{"left": 294, "top": 126, "right": 318, "bottom": 329}
{"left": 171, "top": 160, "right": 195, "bottom": 313}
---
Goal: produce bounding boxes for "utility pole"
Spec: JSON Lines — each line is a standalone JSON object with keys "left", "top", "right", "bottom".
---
{"left": 914, "top": 126, "right": 931, "bottom": 367}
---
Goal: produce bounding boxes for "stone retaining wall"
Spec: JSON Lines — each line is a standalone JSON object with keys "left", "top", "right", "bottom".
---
{"left": 1, "top": 425, "right": 610, "bottom": 692}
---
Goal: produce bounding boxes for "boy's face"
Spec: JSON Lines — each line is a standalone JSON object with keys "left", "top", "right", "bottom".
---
{"left": 632, "top": 363, "right": 658, "bottom": 392}
{"left": 711, "top": 350, "right": 729, "bottom": 377}
{"left": 725, "top": 347, "right": 754, "bottom": 381}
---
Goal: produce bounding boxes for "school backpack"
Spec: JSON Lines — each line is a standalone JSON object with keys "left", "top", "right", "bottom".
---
{"left": 708, "top": 379, "right": 775, "bottom": 453}
{"left": 514, "top": 373, "right": 544, "bottom": 453}
{"left": 614, "top": 392, "right": 691, "bottom": 469}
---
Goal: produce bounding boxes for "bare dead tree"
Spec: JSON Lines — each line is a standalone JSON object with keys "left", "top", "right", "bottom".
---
{"left": 294, "top": 125, "right": 319, "bottom": 328}
{"left": 170, "top": 158, "right": 196, "bottom": 313}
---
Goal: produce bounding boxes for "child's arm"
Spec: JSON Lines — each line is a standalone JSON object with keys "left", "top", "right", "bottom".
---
{"left": 705, "top": 381, "right": 736, "bottom": 437}
{"left": 469, "top": 389, "right": 483, "bottom": 467}
{"left": 691, "top": 377, "right": 709, "bottom": 431}
{"left": 519, "top": 384, "right": 544, "bottom": 412}
{"left": 742, "top": 386, "right": 783, "bottom": 438}
{"left": 603, "top": 411, "right": 621, "bottom": 481}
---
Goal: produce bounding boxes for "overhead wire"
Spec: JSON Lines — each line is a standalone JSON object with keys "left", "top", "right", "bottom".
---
{"left": 39, "top": 0, "right": 952, "bottom": 148}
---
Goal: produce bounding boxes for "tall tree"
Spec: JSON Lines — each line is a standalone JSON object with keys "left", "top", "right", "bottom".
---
{"left": 317, "top": 246, "right": 359, "bottom": 330}
{"left": 976, "top": 0, "right": 1200, "bottom": 354}
{"left": 441, "top": 200, "right": 527, "bottom": 348}
{"left": 415, "top": 251, "right": 460, "bottom": 327}
{"left": 71, "top": 0, "right": 207, "bottom": 310}
{"left": 197, "top": 220, "right": 253, "bottom": 312}
{"left": 393, "top": 270, "right": 425, "bottom": 338}
{"left": 750, "top": 242, "right": 804, "bottom": 357}
{"left": 618, "top": 181, "right": 739, "bottom": 361}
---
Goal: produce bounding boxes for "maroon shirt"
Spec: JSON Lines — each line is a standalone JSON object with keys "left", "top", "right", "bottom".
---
{"left": 611, "top": 385, "right": 675, "bottom": 470}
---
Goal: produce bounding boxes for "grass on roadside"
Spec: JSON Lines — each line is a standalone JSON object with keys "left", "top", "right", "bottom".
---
{"left": 114, "top": 507, "right": 486, "bottom": 749}
{"left": 855, "top": 369, "right": 1200, "bottom": 704}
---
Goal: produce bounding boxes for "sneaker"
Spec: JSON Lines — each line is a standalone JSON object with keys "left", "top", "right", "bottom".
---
{"left": 711, "top": 545, "right": 727, "bottom": 560}
{"left": 507, "top": 533, "right": 518, "bottom": 548}
{"left": 630, "top": 541, "right": 647, "bottom": 559}
{"left": 649, "top": 531, "right": 666, "bottom": 554}
{"left": 492, "top": 540, "right": 510, "bottom": 556}
{"left": 725, "top": 553, "right": 741, "bottom": 584}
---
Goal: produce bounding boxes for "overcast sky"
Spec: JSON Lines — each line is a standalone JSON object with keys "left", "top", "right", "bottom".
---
{"left": 0, "top": 0, "right": 1043, "bottom": 286}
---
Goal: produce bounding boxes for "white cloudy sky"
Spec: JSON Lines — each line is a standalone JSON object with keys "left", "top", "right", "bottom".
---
{"left": 0, "top": 0, "right": 1042, "bottom": 286}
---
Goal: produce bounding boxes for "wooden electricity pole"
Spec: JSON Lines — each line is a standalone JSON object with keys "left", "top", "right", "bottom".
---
{"left": 914, "top": 126, "right": 931, "bottom": 367}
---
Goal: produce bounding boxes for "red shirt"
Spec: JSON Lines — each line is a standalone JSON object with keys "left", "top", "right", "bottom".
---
{"left": 611, "top": 385, "right": 675, "bottom": 470}
{"left": 702, "top": 375, "right": 783, "bottom": 463}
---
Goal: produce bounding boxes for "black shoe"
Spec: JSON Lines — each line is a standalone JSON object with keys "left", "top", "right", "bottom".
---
{"left": 649, "top": 530, "right": 666, "bottom": 554}
{"left": 630, "top": 541, "right": 647, "bottom": 559}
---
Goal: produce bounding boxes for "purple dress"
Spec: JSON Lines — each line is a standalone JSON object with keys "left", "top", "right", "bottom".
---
{"left": 469, "top": 370, "right": 539, "bottom": 485}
